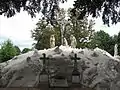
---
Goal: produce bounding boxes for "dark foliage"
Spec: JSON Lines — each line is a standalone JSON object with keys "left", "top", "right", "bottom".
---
{"left": 0, "top": 39, "right": 17, "bottom": 62}
{"left": 22, "top": 48, "right": 31, "bottom": 54}
{"left": 72, "top": 0, "right": 120, "bottom": 26}
{"left": 31, "top": 19, "right": 61, "bottom": 50}
{"left": 90, "top": 30, "right": 118, "bottom": 56}
{"left": 117, "top": 32, "right": 120, "bottom": 55}
{"left": 1, "top": 0, "right": 120, "bottom": 26}
{"left": 0, "top": 0, "right": 66, "bottom": 24}
{"left": 14, "top": 46, "right": 21, "bottom": 55}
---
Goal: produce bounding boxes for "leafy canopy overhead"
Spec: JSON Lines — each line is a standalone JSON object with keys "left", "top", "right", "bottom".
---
{"left": 72, "top": 0, "right": 120, "bottom": 26}
{"left": 0, "top": 0, "right": 66, "bottom": 18}
{"left": 1, "top": 0, "right": 120, "bottom": 26}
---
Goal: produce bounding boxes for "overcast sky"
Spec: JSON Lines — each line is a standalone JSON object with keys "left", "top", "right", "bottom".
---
{"left": 0, "top": 0, "right": 120, "bottom": 50}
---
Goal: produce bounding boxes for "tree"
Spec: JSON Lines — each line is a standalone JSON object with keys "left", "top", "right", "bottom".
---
{"left": 117, "top": 32, "right": 120, "bottom": 55}
{"left": 0, "top": 0, "right": 65, "bottom": 22}
{"left": 32, "top": 8, "right": 95, "bottom": 49}
{"left": 21, "top": 48, "right": 31, "bottom": 54}
{"left": 1, "top": 0, "right": 120, "bottom": 26}
{"left": 117, "top": 32, "right": 120, "bottom": 44}
{"left": 0, "top": 39, "right": 17, "bottom": 62}
{"left": 31, "top": 18, "right": 60, "bottom": 50}
{"left": 72, "top": 0, "right": 120, "bottom": 26}
{"left": 14, "top": 46, "right": 21, "bottom": 55}
{"left": 31, "top": 8, "right": 66, "bottom": 50}
{"left": 55, "top": 8, "right": 67, "bottom": 45}
{"left": 89, "top": 30, "right": 116, "bottom": 55}
{"left": 66, "top": 8, "right": 95, "bottom": 48}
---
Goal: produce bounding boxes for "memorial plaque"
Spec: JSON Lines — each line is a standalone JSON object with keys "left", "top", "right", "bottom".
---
{"left": 72, "top": 76, "right": 80, "bottom": 83}
{"left": 50, "top": 78, "right": 68, "bottom": 87}
{"left": 40, "top": 74, "right": 48, "bottom": 82}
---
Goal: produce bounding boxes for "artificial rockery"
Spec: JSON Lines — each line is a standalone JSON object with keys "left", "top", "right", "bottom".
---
{"left": 0, "top": 35, "right": 120, "bottom": 90}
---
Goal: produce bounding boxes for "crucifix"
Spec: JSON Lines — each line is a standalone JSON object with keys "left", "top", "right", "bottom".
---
{"left": 71, "top": 53, "right": 81, "bottom": 70}
{"left": 71, "top": 53, "right": 81, "bottom": 84}
{"left": 38, "top": 53, "right": 50, "bottom": 86}
{"left": 40, "top": 53, "right": 49, "bottom": 74}
{"left": 56, "top": 13, "right": 69, "bottom": 45}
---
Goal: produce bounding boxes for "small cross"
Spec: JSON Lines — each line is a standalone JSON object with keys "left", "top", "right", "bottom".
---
{"left": 40, "top": 53, "right": 49, "bottom": 69}
{"left": 71, "top": 53, "right": 81, "bottom": 70}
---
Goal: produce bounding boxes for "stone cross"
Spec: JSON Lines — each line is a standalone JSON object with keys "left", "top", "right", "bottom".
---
{"left": 71, "top": 54, "right": 81, "bottom": 84}
{"left": 71, "top": 53, "right": 81, "bottom": 70}
{"left": 40, "top": 53, "right": 49, "bottom": 72}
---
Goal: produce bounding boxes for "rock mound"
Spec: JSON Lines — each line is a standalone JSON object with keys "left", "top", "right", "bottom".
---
{"left": 0, "top": 46, "right": 120, "bottom": 90}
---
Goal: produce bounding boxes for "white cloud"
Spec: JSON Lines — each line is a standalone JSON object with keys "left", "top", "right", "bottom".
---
{"left": 0, "top": 11, "right": 39, "bottom": 50}
{"left": 59, "top": 0, "right": 74, "bottom": 9}
{"left": 0, "top": 12, "right": 38, "bottom": 40}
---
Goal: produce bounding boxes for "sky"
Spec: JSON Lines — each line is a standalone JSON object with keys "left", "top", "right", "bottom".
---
{"left": 0, "top": 0, "right": 120, "bottom": 51}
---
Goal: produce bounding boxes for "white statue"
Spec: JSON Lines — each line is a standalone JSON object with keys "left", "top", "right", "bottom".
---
{"left": 50, "top": 35, "right": 55, "bottom": 48}
{"left": 63, "top": 38, "right": 68, "bottom": 46}
{"left": 33, "top": 49, "right": 39, "bottom": 56}
{"left": 70, "top": 35, "right": 77, "bottom": 48}
{"left": 114, "top": 44, "right": 118, "bottom": 57}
